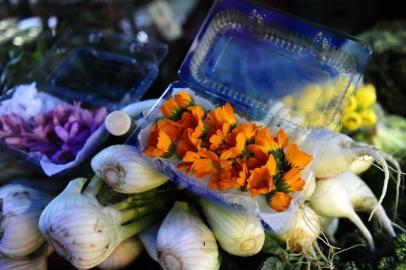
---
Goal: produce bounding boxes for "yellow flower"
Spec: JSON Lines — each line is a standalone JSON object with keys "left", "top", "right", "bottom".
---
{"left": 355, "top": 84, "right": 376, "bottom": 109}
{"left": 361, "top": 109, "right": 378, "bottom": 127}
{"left": 342, "top": 111, "right": 362, "bottom": 132}
{"left": 343, "top": 96, "right": 357, "bottom": 113}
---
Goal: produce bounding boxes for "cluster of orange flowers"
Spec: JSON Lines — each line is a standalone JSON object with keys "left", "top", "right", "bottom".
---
{"left": 144, "top": 91, "right": 312, "bottom": 212}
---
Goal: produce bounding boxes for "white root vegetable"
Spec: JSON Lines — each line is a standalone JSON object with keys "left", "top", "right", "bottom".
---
{"left": 349, "top": 155, "right": 373, "bottom": 175}
{"left": 157, "top": 202, "right": 220, "bottom": 270}
{"left": 199, "top": 199, "right": 265, "bottom": 256}
{"left": 303, "top": 170, "right": 316, "bottom": 200}
{"left": 310, "top": 176, "right": 376, "bottom": 250}
{"left": 97, "top": 237, "right": 143, "bottom": 270}
{"left": 300, "top": 129, "right": 391, "bottom": 220}
{"left": 279, "top": 205, "right": 321, "bottom": 255}
{"left": 338, "top": 172, "right": 395, "bottom": 237}
{"left": 319, "top": 216, "right": 339, "bottom": 243}
{"left": 265, "top": 104, "right": 396, "bottom": 221}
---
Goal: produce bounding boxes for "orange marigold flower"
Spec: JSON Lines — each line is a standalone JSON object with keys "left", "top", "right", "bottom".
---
{"left": 160, "top": 98, "right": 182, "bottom": 120}
{"left": 220, "top": 132, "right": 247, "bottom": 160}
{"left": 245, "top": 156, "right": 266, "bottom": 170}
{"left": 268, "top": 192, "right": 292, "bottom": 212}
{"left": 253, "top": 127, "right": 278, "bottom": 153}
{"left": 178, "top": 111, "right": 196, "bottom": 131}
{"left": 209, "top": 128, "right": 228, "bottom": 151}
{"left": 174, "top": 91, "right": 194, "bottom": 108}
{"left": 176, "top": 130, "right": 200, "bottom": 158}
{"left": 247, "top": 155, "right": 277, "bottom": 196}
{"left": 285, "top": 144, "right": 312, "bottom": 170}
{"left": 205, "top": 103, "right": 236, "bottom": 135}
{"left": 282, "top": 168, "right": 305, "bottom": 192}
{"left": 247, "top": 144, "right": 268, "bottom": 161}
{"left": 228, "top": 123, "right": 257, "bottom": 143}
{"left": 178, "top": 105, "right": 205, "bottom": 131}
{"left": 144, "top": 130, "right": 175, "bottom": 158}
{"left": 144, "top": 119, "right": 179, "bottom": 158}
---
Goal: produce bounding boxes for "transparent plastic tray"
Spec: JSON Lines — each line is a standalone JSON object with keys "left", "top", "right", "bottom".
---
{"left": 128, "top": 0, "right": 372, "bottom": 232}
{"left": 0, "top": 30, "right": 167, "bottom": 176}
{"left": 27, "top": 29, "right": 167, "bottom": 110}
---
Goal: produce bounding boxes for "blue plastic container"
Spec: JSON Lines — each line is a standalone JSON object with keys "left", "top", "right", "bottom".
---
{"left": 129, "top": 0, "right": 372, "bottom": 232}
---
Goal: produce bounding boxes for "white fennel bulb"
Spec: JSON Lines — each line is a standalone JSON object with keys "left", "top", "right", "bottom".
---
{"left": 200, "top": 199, "right": 264, "bottom": 256}
{"left": 39, "top": 178, "right": 155, "bottom": 269}
{"left": 98, "top": 237, "right": 143, "bottom": 270}
{"left": 0, "top": 184, "right": 51, "bottom": 258}
{"left": 0, "top": 244, "right": 52, "bottom": 270}
{"left": 91, "top": 145, "right": 168, "bottom": 194}
{"left": 157, "top": 201, "right": 220, "bottom": 270}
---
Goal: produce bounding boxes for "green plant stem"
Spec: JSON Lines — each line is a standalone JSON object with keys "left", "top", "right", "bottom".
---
{"left": 120, "top": 204, "right": 160, "bottom": 224}
{"left": 121, "top": 214, "right": 159, "bottom": 241}
{"left": 111, "top": 190, "right": 170, "bottom": 210}
{"left": 83, "top": 175, "right": 102, "bottom": 196}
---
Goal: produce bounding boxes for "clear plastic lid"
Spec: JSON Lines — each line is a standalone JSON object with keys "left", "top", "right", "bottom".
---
{"left": 179, "top": 0, "right": 372, "bottom": 129}
{"left": 27, "top": 29, "right": 167, "bottom": 110}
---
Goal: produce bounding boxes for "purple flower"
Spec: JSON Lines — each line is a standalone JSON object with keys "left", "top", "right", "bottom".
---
{"left": 0, "top": 101, "right": 107, "bottom": 164}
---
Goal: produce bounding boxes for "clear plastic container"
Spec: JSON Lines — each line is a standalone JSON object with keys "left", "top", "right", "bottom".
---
{"left": 0, "top": 30, "right": 167, "bottom": 176}
{"left": 129, "top": 0, "right": 372, "bottom": 232}
{"left": 28, "top": 29, "right": 167, "bottom": 110}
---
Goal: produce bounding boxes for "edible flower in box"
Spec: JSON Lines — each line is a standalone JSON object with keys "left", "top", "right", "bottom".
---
{"left": 144, "top": 91, "right": 312, "bottom": 212}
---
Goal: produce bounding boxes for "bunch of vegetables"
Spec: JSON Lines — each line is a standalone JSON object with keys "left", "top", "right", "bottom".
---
{"left": 0, "top": 87, "right": 403, "bottom": 270}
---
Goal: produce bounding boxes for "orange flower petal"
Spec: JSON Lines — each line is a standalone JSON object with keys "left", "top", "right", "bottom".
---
{"left": 247, "top": 165, "right": 276, "bottom": 197}
{"left": 205, "top": 103, "right": 237, "bottom": 136}
{"left": 174, "top": 91, "right": 193, "bottom": 108}
{"left": 179, "top": 111, "right": 196, "bottom": 131}
{"left": 183, "top": 151, "right": 201, "bottom": 163}
{"left": 187, "top": 105, "right": 205, "bottom": 120}
{"left": 160, "top": 98, "right": 181, "bottom": 120}
{"left": 283, "top": 168, "right": 305, "bottom": 192}
{"left": 191, "top": 157, "right": 217, "bottom": 178}
{"left": 176, "top": 135, "right": 198, "bottom": 157}
{"left": 189, "top": 119, "right": 205, "bottom": 145}
{"left": 276, "top": 129, "right": 289, "bottom": 149}
{"left": 268, "top": 192, "right": 292, "bottom": 212}
{"left": 156, "top": 130, "right": 172, "bottom": 151}
{"left": 221, "top": 132, "right": 246, "bottom": 160}
{"left": 285, "top": 144, "right": 312, "bottom": 169}
{"left": 246, "top": 157, "right": 265, "bottom": 170}
{"left": 247, "top": 144, "right": 269, "bottom": 161}
{"left": 265, "top": 155, "right": 277, "bottom": 176}
{"left": 144, "top": 146, "right": 165, "bottom": 158}
{"left": 254, "top": 127, "right": 278, "bottom": 153}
